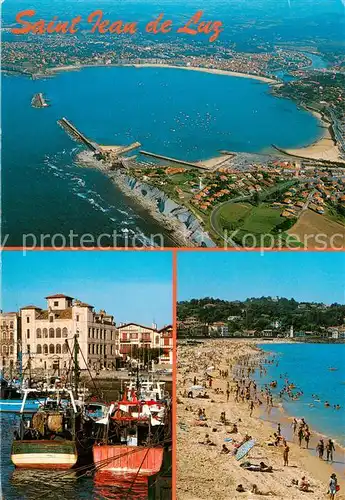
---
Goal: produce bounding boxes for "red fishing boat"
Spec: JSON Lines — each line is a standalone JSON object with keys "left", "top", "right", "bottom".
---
{"left": 92, "top": 381, "right": 170, "bottom": 476}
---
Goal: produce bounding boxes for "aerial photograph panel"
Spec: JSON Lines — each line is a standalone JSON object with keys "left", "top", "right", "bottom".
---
{"left": 2, "top": 0, "right": 345, "bottom": 248}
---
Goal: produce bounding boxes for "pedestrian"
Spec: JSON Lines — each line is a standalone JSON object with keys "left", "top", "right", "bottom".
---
{"left": 249, "top": 400, "right": 254, "bottom": 417}
{"left": 304, "top": 430, "right": 310, "bottom": 449}
{"left": 316, "top": 439, "right": 324, "bottom": 459}
{"left": 326, "top": 439, "right": 335, "bottom": 462}
{"left": 292, "top": 418, "right": 298, "bottom": 434}
{"left": 277, "top": 423, "right": 281, "bottom": 435}
{"left": 283, "top": 443, "right": 290, "bottom": 466}
{"left": 328, "top": 473, "right": 338, "bottom": 500}
{"left": 298, "top": 427, "right": 304, "bottom": 447}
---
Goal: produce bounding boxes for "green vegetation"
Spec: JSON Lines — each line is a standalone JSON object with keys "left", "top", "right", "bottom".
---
{"left": 178, "top": 297, "right": 345, "bottom": 336}
{"left": 216, "top": 202, "right": 288, "bottom": 245}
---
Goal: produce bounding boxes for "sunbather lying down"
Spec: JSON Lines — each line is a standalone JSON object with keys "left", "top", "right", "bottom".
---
{"left": 240, "top": 461, "right": 273, "bottom": 472}
{"left": 198, "top": 434, "right": 217, "bottom": 446}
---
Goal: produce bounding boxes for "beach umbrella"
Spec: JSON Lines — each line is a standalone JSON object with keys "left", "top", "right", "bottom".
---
{"left": 235, "top": 439, "right": 255, "bottom": 461}
{"left": 189, "top": 385, "right": 204, "bottom": 391}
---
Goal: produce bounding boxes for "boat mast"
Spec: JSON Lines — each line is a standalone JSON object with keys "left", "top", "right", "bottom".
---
{"left": 73, "top": 334, "right": 80, "bottom": 399}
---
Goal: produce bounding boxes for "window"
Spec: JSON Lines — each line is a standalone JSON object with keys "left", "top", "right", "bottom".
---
{"left": 43, "top": 344, "right": 48, "bottom": 354}
{"left": 9, "top": 346, "right": 14, "bottom": 355}
{"left": 27, "top": 345, "right": 31, "bottom": 353}
{"left": 54, "top": 301, "right": 59, "bottom": 307}
{"left": 56, "top": 328, "right": 61, "bottom": 338}
{"left": 62, "top": 343, "right": 68, "bottom": 354}
{"left": 2, "top": 345, "right": 8, "bottom": 355}
{"left": 49, "top": 328, "right": 54, "bottom": 338}
{"left": 26, "top": 317, "right": 30, "bottom": 323}
{"left": 62, "top": 328, "right": 68, "bottom": 338}
{"left": 49, "top": 344, "right": 54, "bottom": 354}
{"left": 10, "top": 321, "right": 14, "bottom": 328}
{"left": 43, "top": 328, "right": 48, "bottom": 338}
{"left": 27, "top": 329, "right": 30, "bottom": 339}
{"left": 49, "top": 316, "right": 53, "bottom": 323}
{"left": 56, "top": 344, "right": 61, "bottom": 354}
{"left": 3, "top": 332, "right": 7, "bottom": 340}
{"left": 36, "top": 328, "right": 42, "bottom": 339}
{"left": 76, "top": 315, "right": 79, "bottom": 322}
{"left": 164, "top": 338, "right": 170, "bottom": 346}
{"left": 36, "top": 345, "right": 42, "bottom": 354}
{"left": 155, "top": 336, "right": 160, "bottom": 345}
{"left": 88, "top": 344, "right": 91, "bottom": 354}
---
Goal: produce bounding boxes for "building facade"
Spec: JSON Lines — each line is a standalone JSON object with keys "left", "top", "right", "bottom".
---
{"left": 117, "top": 323, "right": 161, "bottom": 358}
{"left": 158, "top": 325, "right": 173, "bottom": 365}
{"left": 0, "top": 312, "right": 20, "bottom": 373}
{"left": 20, "top": 294, "right": 120, "bottom": 374}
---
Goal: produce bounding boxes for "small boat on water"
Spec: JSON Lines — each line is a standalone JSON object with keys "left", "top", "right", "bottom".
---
{"left": 11, "top": 387, "right": 80, "bottom": 469}
{"left": 92, "top": 378, "right": 171, "bottom": 476}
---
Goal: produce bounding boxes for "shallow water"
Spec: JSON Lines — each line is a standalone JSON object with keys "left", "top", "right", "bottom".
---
{"left": 257, "top": 343, "right": 345, "bottom": 447}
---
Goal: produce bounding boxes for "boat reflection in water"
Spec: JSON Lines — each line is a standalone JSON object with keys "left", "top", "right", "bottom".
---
{"left": 94, "top": 471, "right": 148, "bottom": 499}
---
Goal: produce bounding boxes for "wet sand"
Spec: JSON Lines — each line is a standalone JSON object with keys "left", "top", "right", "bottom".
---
{"left": 282, "top": 111, "right": 344, "bottom": 163}
{"left": 177, "top": 340, "right": 344, "bottom": 499}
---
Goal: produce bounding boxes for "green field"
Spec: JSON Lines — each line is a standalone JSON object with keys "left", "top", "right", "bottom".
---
{"left": 216, "top": 202, "right": 287, "bottom": 241}
{"left": 241, "top": 206, "right": 285, "bottom": 233}
{"left": 217, "top": 202, "right": 251, "bottom": 223}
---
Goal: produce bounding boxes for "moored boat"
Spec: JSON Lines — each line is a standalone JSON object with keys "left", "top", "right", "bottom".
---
{"left": 11, "top": 388, "right": 80, "bottom": 470}
{"left": 91, "top": 378, "right": 170, "bottom": 476}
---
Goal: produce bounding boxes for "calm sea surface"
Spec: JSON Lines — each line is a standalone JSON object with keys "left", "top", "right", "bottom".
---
{"left": 2, "top": 66, "right": 323, "bottom": 245}
{"left": 257, "top": 343, "right": 345, "bottom": 447}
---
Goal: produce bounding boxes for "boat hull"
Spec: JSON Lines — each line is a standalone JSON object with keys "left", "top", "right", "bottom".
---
{"left": 11, "top": 440, "right": 78, "bottom": 469}
{"left": 93, "top": 445, "right": 164, "bottom": 475}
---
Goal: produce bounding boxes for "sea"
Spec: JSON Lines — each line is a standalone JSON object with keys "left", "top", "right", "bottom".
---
{"left": 2, "top": 65, "right": 325, "bottom": 246}
{"left": 257, "top": 343, "right": 345, "bottom": 448}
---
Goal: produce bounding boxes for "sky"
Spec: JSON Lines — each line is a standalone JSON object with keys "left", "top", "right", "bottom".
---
{"left": 178, "top": 252, "right": 345, "bottom": 304}
{"left": 1, "top": 251, "right": 172, "bottom": 327}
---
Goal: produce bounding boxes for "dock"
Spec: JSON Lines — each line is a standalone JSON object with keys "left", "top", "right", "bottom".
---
{"left": 139, "top": 150, "right": 209, "bottom": 170}
{"left": 58, "top": 118, "right": 141, "bottom": 159}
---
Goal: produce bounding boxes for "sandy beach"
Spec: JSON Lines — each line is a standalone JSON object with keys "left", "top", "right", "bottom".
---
{"left": 281, "top": 111, "right": 345, "bottom": 163}
{"left": 177, "top": 340, "right": 344, "bottom": 500}
{"left": 48, "top": 62, "right": 276, "bottom": 84}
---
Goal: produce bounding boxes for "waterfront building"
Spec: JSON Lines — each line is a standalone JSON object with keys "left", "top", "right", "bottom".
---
{"left": 0, "top": 312, "right": 20, "bottom": 373}
{"left": 20, "top": 294, "right": 120, "bottom": 374}
{"left": 117, "top": 323, "right": 161, "bottom": 356}
{"left": 158, "top": 325, "right": 173, "bottom": 365}
{"left": 208, "top": 322, "right": 229, "bottom": 337}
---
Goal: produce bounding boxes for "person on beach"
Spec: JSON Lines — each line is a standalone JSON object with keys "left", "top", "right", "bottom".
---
{"left": 277, "top": 423, "right": 281, "bottom": 436}
{"left": 326, "top": 439, "right": 335, "bottom": 462}
{"left": 283, "top": 443, "right": 290, "bottom": 466}
{"left": 329, "top": 473, "right": 338, "bottom": 499}
{"left": 304, "top": 429, "right": 311, "bottom": 449}
{"left": 292, "top": 418, "right": 298, "bottom": 434}
{"left": 249, "top": 400, "right": 254, "bottom": 417}
{"left": 316, "top": 439, "right": 324, "bottom": 459}
{"left": 298, "top": 427, "right": 304, "bottom": 447}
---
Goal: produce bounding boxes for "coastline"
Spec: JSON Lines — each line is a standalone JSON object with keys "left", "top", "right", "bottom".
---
{"left": 47, "top": 62, "right": 277, "bottom": 84}
{"left": 274, "top": 109, "right": 345, "bottom": 163}
{"left": 76, "top": 151, "right": 215, "bottom": 248}
{"left": 46, "top": 62, "right": 342, "bottom": 162}
{"left": 177, "top": 339, "right": 344, "bottom": 500}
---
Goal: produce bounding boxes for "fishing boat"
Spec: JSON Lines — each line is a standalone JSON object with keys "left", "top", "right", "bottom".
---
{"left": 92, "top": 379, "right": 171, "bottom": 476}
{"left": 11, "top": 387, "right": 80, "bottom": 469}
